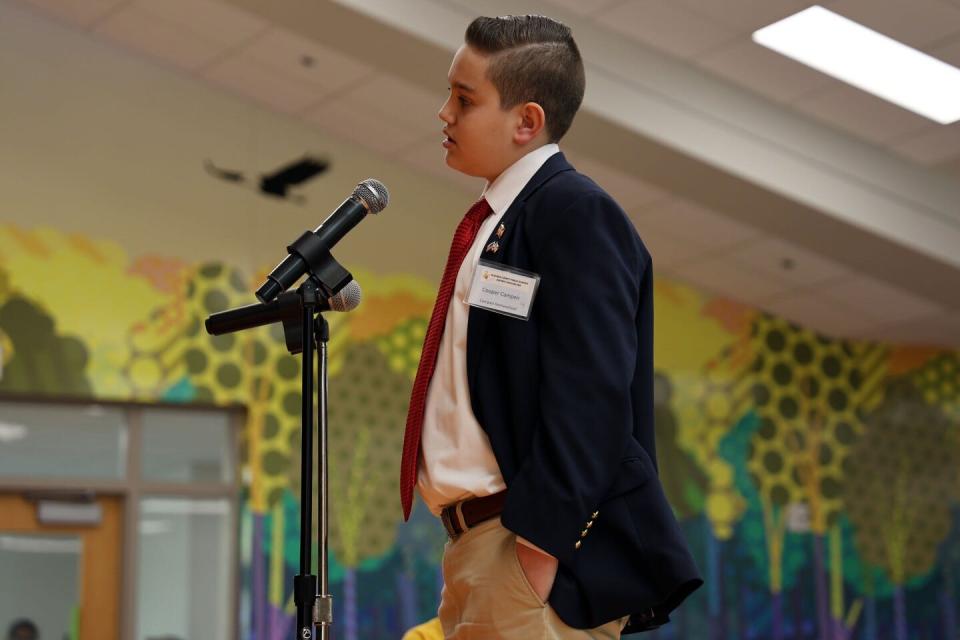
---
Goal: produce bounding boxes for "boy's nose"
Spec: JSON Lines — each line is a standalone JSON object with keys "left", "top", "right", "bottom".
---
{"left": 438, "top": 100, "right": 453, "bottom": 124}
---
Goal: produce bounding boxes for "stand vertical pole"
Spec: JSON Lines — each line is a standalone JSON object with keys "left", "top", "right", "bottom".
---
{"left": 316, "top": 316, "right": 333, "bottom": 638}
{"left": 294, "top": 282, "right": 319, "bottom": 639}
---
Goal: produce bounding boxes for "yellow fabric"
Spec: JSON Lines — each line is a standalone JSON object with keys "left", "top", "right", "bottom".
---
{"left": 401, "top": 617, "right": 444, "bottom": 640}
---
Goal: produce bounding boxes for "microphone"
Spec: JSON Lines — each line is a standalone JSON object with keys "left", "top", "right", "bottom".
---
{"left": 323, "top": 279, "right": 362, "bottom": 313}
{"left": 206, "top": 280, "right": 361, "bottom": 336}
{"left": 256, "top": 179, "right": 388, "bottom": 303}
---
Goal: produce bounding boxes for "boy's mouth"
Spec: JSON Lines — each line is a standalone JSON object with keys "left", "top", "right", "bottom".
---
{"left": 442, "top": 131, "right": 456, "bottom": 147}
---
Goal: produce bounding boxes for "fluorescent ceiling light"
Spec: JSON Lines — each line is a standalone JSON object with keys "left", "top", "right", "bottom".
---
{"left": 753, "top": 5, "right": 960, "bottom": 124}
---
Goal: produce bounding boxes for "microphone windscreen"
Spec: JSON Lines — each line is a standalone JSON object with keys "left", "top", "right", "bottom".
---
{"left": 354, "top": 179, "right": 389, "bottom": 213}
{"left": 328, "top": 280, "right": 362, "bottom": 312}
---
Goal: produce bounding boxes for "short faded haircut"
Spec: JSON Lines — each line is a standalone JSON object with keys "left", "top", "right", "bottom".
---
{"left": 465, "top": 15, "right": 585, "bottom": 142}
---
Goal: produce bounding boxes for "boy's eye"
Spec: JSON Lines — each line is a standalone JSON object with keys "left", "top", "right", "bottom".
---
{"left": 458, "top": 96, "right": 470, "bottom": 106}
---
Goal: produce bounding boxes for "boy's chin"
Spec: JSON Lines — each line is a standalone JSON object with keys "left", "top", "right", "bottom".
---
{"left": 444, "top": 154, "right": 473, "bottom": 175}
{"left": 444, "top": 154, "right": 487, "bottom": 180}
{"left": 443, "top": 149, "right": 461, "bottom": 167}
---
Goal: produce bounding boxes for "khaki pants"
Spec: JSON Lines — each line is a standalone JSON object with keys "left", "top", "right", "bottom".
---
{"left": 438, "top": 517, "right": 629, "bottom": 639}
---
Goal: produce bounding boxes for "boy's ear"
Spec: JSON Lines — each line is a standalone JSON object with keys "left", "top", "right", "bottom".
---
{"left": 513, "top": 101, "right": 547, "bottom": 145}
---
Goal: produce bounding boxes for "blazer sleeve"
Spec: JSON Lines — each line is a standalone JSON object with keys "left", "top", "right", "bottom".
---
{"left": 500, "top": 190, "right": 646, "bottom": 567}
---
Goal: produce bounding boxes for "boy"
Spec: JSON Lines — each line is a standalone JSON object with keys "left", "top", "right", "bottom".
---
{"left": 400, "top": 14, "right": 702, "bottom": 638}
{"left": 6, "top": 620, "right": 38, "bottom": 640}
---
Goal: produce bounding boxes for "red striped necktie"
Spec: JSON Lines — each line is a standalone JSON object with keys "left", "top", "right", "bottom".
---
{"left": 400, "top": 198, "right": 494, "bottom": 520}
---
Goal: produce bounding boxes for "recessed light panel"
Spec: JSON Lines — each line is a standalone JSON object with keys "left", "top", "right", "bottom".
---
{"left": 753, "top": 6, "right": 960, "bottom": 124}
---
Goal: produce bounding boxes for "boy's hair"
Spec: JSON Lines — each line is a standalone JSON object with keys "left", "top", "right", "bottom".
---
{"left": 465, "top": 15, "right": 585, "bottom": 142}
{"left": 7, "top": 619, "right": 38, "bottom": 640}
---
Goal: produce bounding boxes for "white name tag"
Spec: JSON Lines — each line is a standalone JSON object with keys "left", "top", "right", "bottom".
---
{"left": 466, "top": 260, "right": 541, "bottom": 320}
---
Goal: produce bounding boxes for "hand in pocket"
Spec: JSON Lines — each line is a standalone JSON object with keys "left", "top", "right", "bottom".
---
{"left": 515, "top": 539, "right": 558, "bottom": 603}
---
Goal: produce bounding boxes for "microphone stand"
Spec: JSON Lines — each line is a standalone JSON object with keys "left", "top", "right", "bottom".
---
{"left": 292, "top": 278, "right": 328, "bottom": 640}
{"left": 205, "top": 275, "right": 337, "bottom": 640}
{"left": 314, "top": 297, "right": 333, "bottom": 640}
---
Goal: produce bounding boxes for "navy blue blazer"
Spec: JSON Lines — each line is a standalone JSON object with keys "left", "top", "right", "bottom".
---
{"left": 465, "top": 152, "right": 703, "bottom": 633}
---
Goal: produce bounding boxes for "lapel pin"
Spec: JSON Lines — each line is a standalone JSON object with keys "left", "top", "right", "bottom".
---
{"left": 485, "top": 241, "right": 500, "bottom": 254}
{"left": 496, "top": 223, "right": 506, "bottom": 238}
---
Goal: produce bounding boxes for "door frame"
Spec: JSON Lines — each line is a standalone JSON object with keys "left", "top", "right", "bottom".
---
{"left": 0, "top": 492, "right": 123, "bottom": 640}
{"left": 0, "top": 394, "right": 244, "bottom": 640}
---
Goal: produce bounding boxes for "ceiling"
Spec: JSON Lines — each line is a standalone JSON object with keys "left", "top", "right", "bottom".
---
{"left": 11, "top": 0, "right": 960, "bottom": 348}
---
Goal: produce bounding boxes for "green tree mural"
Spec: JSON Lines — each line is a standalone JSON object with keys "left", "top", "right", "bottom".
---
{"left": 742, "top": 313, "right": 887, "bottom": 639}
{"left": 671, "top": 339, "right": 752, "bottom": 639}
{"left": 913, "top": 351, "right": 960, "bottom": 640}
{"left": 720, "top": 409, "right": 807, "bottom": 640}
{"left": 376, "top": 315, "right": 432, "bottom": 631}
{"left": 655, "top": 371, "right": 717, "bottom": 637}
{"left": 837, "top": 511, "right": 899, "bottom": 640}
{"left": 0, "top": 294, "right": 90, "bottom": 395}
{"left": 845, "top": 378, "right": 957, "bottom": 640}
{"left": 324, "top": 341, "right": 411, "bottom": 640}
{"left": 654, "top": 372, "right": 709, "bottom": 520}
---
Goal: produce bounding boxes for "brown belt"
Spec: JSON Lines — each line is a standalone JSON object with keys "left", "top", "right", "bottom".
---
{"left": 440, "top": 490, "right": 507, "bottom": 539}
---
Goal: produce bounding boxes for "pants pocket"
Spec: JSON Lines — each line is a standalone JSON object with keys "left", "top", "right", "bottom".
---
{"left": 509, "top": 535, "right": 547, "bottom": 608}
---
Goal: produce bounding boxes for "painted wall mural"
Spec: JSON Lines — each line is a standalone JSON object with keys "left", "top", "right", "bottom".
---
{"left": 0, "top": 224, "right": 957, "bottom": 640}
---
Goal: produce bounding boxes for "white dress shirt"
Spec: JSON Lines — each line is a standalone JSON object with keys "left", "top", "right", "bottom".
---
{"left": 416, "top": 144, "right": 560, "bottom": 522}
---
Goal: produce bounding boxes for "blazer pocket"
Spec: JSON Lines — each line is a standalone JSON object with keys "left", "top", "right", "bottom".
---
{"left": 603, "top": 455, "right": 651, "bottom": 502}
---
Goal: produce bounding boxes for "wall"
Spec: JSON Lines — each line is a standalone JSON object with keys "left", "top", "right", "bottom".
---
{"left": 0, "top": 0, "right": 474, "bottom": 284}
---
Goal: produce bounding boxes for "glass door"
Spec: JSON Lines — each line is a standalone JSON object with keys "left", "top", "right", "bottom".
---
{"left": 0, "top": 493, "right": 122, "bottom": 640}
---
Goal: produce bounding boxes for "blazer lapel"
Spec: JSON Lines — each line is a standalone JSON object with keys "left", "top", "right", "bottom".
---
{"left": 466, "top": 152, "right": 574, "bottom": 390}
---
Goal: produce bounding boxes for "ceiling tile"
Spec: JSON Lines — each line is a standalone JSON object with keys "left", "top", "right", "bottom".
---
{"left": 890, "top": 121, "right": 960, "bottom": 165}
{"left": 304, "top": 98, "right": 426, "bottom": 155}
{"left": 671, "top": 255, "right": 792, "bottom": 301}
{"left": 729, "top": 235, "right": 853, "bottom": 287}
{"left": 817, "top": 274, "right": 943, "bottom": 325}
{"left": 631, "top": 225, "right": 711, "bottom": 269}
{"left": 864, "top": 309, "right": 960, "bottom": 347}
{"left": 934, "top": 33, "right": 960, "bottom": 66}
{"left": 827, "top": 0, "right": 960, "bottom": 49}
{"left": 134, "top": 0, "right": 266, "bottom": 48}
{"left": 334, "top": 74, "right": 444, "bottom": 136}
{"left": 93, "top": 4, "right": 228, "bottom": 72}
{"left": 756, "top": 290, "right": 881, "bottom": 339}
{"left": 937, "top": 154, "right": 960, "bottom": 181}
{"left": 17, "top": 0, "right": 126, "bottom": 28}
{"left": 632, "top": 197, "right": 761, "bottom": 249}
{"left": 793, "top": 84, "right": 934, "bottom": 144}
{"left": 676, "top": 0, "right": 811, "bottom": 32}
{"left": 566, "top": 154, "right": 670, "bottom": 211}
{"left": 230, "top": 28, "right": 373, "bottom": 96}
{"left": 696, "top": 38, "right": 836, "bottom": 103}
{"left": 595, "top": 0, "right": 741, "bottom": 59}
{"left": 400, "top": 139, "right": 485, "bottom": 194}
{"left": 202, "top": 54, "right": 331, "bottom": 114}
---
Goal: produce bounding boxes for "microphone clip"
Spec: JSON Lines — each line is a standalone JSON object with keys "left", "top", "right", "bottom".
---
{"left": 286, "top": 230, "right": 353, "bottom": 299}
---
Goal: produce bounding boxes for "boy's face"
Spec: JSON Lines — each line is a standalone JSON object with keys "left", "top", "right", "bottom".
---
{"left": 439, "top": 45, "right": 527, "bottom": 183}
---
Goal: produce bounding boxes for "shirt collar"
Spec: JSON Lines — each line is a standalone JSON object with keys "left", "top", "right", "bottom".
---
{"left": 481, "top": 143, "right": 560, "bottom": 215}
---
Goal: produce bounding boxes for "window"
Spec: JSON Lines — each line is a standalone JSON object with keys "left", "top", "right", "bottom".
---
{"left": 0, "top": 403, "right": 126, "bottom": 479}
